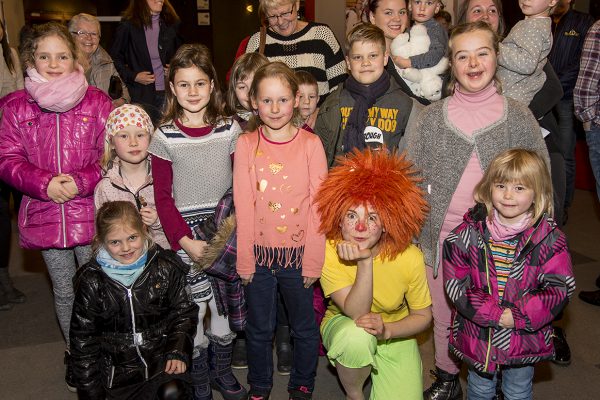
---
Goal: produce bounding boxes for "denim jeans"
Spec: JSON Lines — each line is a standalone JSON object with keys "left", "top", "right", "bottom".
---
{"left": 467, "top": 365, "right": 534, "bottom": 400}
{"left": 554, "top": 99, "right": 577, "bottom": 208}
{"left": 587, "top": 123, "right": 600, "bottom": 202}
{"left": 244, "top": 264, "right": 319, "bottom": 393}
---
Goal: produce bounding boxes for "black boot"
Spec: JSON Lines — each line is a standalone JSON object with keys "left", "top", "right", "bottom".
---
{"left": 231, "top": 336, "right": 247, "bottom": 369}
{"left": 595, "top": 275, "right": 600, "bottom": 289}
{"left": 208, "top": 336, "right": 247, "bottom": 400}
{"left": 0, "top": 287, "right": 12, "bottom": 311}
{"left": 552, "top": 326, "right": 571, "bottom": 366}
{"left": 0, "top": 269, "right": 25, "bottom": 304}
{"left": 64, "top": 350, "right": 77, "bottom": 393}
{"left": 275, "top": 325, "right": 292, "bottom": 376}
{"left": 191, "top": 348, "right": 212, "bottom": 400}
{"left": 423, "top": 368, "right": 463, "bottom": 400}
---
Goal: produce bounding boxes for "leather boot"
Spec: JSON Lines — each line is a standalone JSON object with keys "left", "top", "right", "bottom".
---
{"left": 231, "top": 337, "right": 247, "bottom": 369}
{"left": 275, "top": 325, "right": 292, "bottom": 375}
{"left": 0, "top": 286, "right": 12, "bottom": 311}
{"left": 0, "top": 269, "right": 25, "bottom": 304}
{"left": 551, "top": 326, "right": 571, "bottom": 366}
{"left": 423, "top": 368, "right": 463, "bottom": 400}
{"left": 208, "top": 339, "right": 247, "bottom": 400}
{"left": 64, "top": 350, "right": 77, "bottom": 393}
{"left": 191, "top": 348, "right": 212, "bottom": 400}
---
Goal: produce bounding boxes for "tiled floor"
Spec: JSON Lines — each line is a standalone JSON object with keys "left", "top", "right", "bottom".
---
{"left": 1, "top": 190, "right": 599, "bottom": 399}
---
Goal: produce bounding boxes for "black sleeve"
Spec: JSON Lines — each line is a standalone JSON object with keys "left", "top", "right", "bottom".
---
{"left": 528, "top": 63, "right": 563, "bottom": 120}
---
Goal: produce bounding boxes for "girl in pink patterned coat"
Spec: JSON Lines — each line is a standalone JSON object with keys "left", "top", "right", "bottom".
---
{"left": 443, "top": 149, "right": 575, "bottom": 400}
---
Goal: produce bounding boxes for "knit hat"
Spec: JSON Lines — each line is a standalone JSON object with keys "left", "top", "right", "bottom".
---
{"left": 105, "top": 104, "right": 154, "bottom": 137}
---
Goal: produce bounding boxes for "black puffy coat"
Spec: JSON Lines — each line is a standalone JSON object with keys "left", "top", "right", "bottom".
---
{"left": 70, "top": 246, "right": 198, "bottom": 399}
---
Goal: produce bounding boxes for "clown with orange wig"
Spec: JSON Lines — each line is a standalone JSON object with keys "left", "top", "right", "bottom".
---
{"left": 316, "top": 148, "right": 432, "bottom": 400}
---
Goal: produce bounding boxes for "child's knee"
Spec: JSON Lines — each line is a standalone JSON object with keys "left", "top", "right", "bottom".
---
{"left": 323, "top": 316, "right": 377, "bottom": 364}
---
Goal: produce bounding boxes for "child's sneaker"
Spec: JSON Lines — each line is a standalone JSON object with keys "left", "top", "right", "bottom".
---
{"left": 247, "top": 390, "right": 270, "bottom": 400}
{"left": 288, "top": 385, "right": 312, "bottom": 399}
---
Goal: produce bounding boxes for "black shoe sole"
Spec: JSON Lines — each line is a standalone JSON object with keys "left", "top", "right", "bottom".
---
{"left": 551, "top": 358, "right": 572, "bottom": 366}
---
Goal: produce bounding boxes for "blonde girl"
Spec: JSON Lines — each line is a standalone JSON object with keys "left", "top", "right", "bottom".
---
{"left": 443, "top": 149, "right": 575, "bottom": 399}
{"left": 70, "top": 200, "right": 198, "bottom": 399}
{"left": 148, "top": 43, "right": 246, "bottom": 400}
{"left": 403, "top": 21, "right": 550, "bottom": 399}
{"left": 0, "top": 22, "right": 112, "bottom": 389}
{"left": 94, "top": 104, "right": 169, "bottom": 249}
{"left": 233, "top": 61, "right": 327, "bottom": 400}
{"left": 225, "top": 52, "right": 269, "bottom": 131}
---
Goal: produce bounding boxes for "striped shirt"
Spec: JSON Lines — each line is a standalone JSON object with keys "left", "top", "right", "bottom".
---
{"left": 489, "top": 237, "right": 519, "bottom": 301}
{"left": 574, "top": 20, "right": 600, "bottom": 127}
{"left": 246, "top": 22, "right": 347, "bottom": 105}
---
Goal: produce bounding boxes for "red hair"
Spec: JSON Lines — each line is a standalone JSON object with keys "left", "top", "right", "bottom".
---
{"left": 316, "top": 148, "right": 428, "bottom": 260}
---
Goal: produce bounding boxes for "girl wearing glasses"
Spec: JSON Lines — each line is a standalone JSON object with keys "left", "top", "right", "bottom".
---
{"left": 244, "top": 0, "right": 347, "bottom": 107}
{"left": 0, "top": 22, "right": 112, "bottom": 390}
{"left": 94, "top": 104, "right": 170, "bottom": 250}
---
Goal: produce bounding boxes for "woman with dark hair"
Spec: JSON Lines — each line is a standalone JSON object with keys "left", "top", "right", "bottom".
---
{"left": 111, "top": 0, "right": 182, "bottom": 123}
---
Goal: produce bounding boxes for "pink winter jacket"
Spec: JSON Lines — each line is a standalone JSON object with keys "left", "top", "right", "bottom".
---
{"left": 0, "top": 87, "right": 112, "bottom": 250}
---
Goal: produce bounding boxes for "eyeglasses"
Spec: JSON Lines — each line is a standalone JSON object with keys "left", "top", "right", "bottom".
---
{"left": 70, "top": 30, "right": 99, "bottom": 39}
{"left": 266, "top": 4, "right": 296, "bottom": 24}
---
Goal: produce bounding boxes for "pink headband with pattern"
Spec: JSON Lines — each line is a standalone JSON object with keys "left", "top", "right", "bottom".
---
{"left": 105, "top": 104, "right": 154, "bottom": 137}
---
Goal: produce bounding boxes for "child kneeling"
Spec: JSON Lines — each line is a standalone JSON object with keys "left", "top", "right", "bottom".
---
{"left": 70, "top": 201, "right": 199, "bottom": 399}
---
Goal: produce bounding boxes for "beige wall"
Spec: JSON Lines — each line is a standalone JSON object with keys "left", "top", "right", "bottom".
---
{"left": 1, "top": 0, "right": 25, "bottom": 47}
{"left": 315, "top": 0, "right": 346, "bottom": 46}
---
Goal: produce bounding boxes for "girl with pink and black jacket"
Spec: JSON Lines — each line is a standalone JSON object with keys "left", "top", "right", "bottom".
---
{"left": 443, "top": 149, "right": 575, "bottom": 400}
{"left": 0, "top": 22, "right": 112, "bottom": 388}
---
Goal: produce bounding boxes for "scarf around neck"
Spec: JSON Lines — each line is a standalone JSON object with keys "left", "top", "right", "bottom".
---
{"left": 488, "top": 209, "right": 532, "bottom": 242}
{"left": 342, "top": 70, "right": 390, "bottom": 153}
{"left": 25, "top": 64, "right": 88, "bottom": 112}
{"left": 97, "top": 246, "right": 148, "bottom": 287}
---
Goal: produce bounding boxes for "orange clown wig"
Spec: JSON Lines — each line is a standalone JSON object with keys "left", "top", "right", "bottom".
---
{"left": 315, "top": 148, "right": 428, "bottom": 261}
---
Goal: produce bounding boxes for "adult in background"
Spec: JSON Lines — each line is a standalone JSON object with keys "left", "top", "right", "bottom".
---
{"left": 111, "top": 0, "right": 181, "bottom": 124}
{"left": 69, "top": 13, "right": 130, "bottom": 107}
{"left": 244, "top": 0, "right": 347, "bottom": 108}
{"left": 574, "top": 20, "right": 600, "bottom": 307}
{"left": 549, "top": 0, "right": 595, "bottom": 222}
{"left": 366, "top": 0, "right": 432, "bottom": 105}
{"left": 0, "top": 19, "right": 25, "bottom": 311}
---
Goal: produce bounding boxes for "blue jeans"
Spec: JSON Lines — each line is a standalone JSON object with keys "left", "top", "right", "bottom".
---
{"left": 554, "top": 99, "right": 577, "bottom": 208}
{"left": 244, "top": 264, "right": 319, "bottom": 393}
{"left": 587, "top": 123, "right": 600, "bottom": 202}
{"left": 467, "top": 365, "right": 534, "bottom": 400}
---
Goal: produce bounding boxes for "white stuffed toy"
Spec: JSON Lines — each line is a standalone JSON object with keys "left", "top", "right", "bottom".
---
{"left": 400, "top": 57, "right": 449, "bottom": 102}
{"left": 390, "top": 24, "right": 430, "bottom": 59}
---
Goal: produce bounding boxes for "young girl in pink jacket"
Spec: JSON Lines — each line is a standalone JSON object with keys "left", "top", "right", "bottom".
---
{"left": 0, "top": 22, "right": 112, "bottom": 389}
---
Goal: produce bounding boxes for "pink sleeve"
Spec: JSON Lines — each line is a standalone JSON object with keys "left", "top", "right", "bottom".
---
{"left": 233, "top": 134, "right": 257, "bottom": 276}
{"left": 300, "top": 135, "right": 328, "bottom": 278}
{"left": 151, "top": 156, "right": 192, "bottom": 251}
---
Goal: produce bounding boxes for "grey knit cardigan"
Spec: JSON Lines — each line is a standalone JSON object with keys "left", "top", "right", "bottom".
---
{"left": 402, "top": 96, "right": 550, "bottom": 275}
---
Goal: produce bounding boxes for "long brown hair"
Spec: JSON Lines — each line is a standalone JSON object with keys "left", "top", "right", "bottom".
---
{"left": 161, "top": 44, "right": 224, "bottom": 126}
{"left": 123, "top": 0, "right": 180, "bottom": 28}
{"left": 0, "top": 20, "right": 15, "bottom": 74}
{"left": 225, "top": 52, "right": 269, "bottom": 116}
{"left": 456, "top": 0, "right": 506, "bottom": 37}
{"left": 92, "top": 201, "right": 153, "bottom": 254}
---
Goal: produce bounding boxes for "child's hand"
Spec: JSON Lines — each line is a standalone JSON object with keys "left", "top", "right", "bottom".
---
{"left": 47, "top": 175, "right": 76, "bottom": 203}
{"left": 303, "top": 276, "right": 318, "bottom": 288}
{"left": 165, "top": 359, "right": 186, "bottom": 374}
{"left": 336, "top": 241, "right": 372, "bottom": 262}
{"left": 355, "top": 312, "right": 387, "bottom": 340}
{"left": 499, "top": 308, "right": 515, "bottom": 329}
{"left": 240, "top": 273, "right": 254, "bottom": 286}
{"left": 140, "top": 206, "right": 159, "bottom": 226}
{"left": 60, "top": 174, "right": 79, "bottom": 197}
{"left": 178, "top": 237, "right": 207, "bottom": 263}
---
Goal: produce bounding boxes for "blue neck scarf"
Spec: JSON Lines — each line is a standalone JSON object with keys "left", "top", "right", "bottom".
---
{"left": 97, "top": 246, "right": 148, "bottom": 287}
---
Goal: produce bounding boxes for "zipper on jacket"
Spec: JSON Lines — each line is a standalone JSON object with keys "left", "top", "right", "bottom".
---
{"left": 126, "top": 287, "right": 149, "bottom": 380}
{"left": 483, "top": 246, "right": 492, "bottom": 372}
{"left": 56, "top": 113, "right": 67, "bottom": 248}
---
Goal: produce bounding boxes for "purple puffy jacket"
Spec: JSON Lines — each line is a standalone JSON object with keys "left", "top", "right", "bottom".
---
{"left": 0, "top": 87, "right": 112, "bottom": 249}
